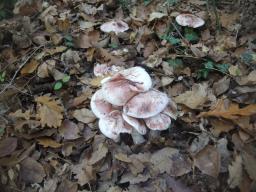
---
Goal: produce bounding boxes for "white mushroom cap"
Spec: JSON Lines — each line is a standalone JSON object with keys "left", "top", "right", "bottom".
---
{"left": 123, "top": 89, "right": 169, "bottom": 118}
{"left": 118, "top": 67, "right": 152, "bottom": 92}
{"left": 100, "top": 20, "right": 129, "bottom": 34}
{"left": 90, "top": 89, "right": 114, "bottom": 118}
{"left": 99, "top": 110, "right": 132, "bottom": 141}
{"left": 144, "top": 113, "right": 171, "bottom": 130}
{"left": 122, "top": 113, "right": 147, "bottom": 135}
{"left": 162, "top": 99, "right": 178, "bottom": 120}
{"left": 101, "top": 77, "right": 138, "bottom": 106}
{"left": 175, "top": 14, "right": 205, "bottom": 28}
{"left": 94, "top": 64, "right": 124, "bottom": 77}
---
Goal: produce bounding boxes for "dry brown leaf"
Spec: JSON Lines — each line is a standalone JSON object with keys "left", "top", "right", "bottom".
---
{"left": 36, "top": 95, "right": 64, "bottom": 128}
{"left": 88, "top": 143, "right": 108, "bottom": 165}
{"left": 37, "top": 137, "right": 62, "bottom": 148}
{"left": 174, "top": 83, "right": 208, "bottom": 109}
{"left": 228, "top": 154, "right": 243, "bottom": 188}
{"left": 114, "top": 153, "right": 132, "bottom": 163}
{"left": 194, "top": 145, "right": 220, "bottom": 178}
{"left": 59, "top": 120, "right": 80, "bottom": 140}
{"left": 9, "top": 109, "right": 31, "bottom": 120}
{"left": 200, "top": 99, "right": 256, "bottom": 120}
{"left": 72, "top": 108, "right": 96, "bottom": 124}
{"left": 120, "top": 173, "right": 151, "bottom": 184}
{"left": 242, "top": 151, "right": 256, "bottom": 181}
{"left": 56, "top": 179, "right": 78, "bottom": 192}
{"left": 72, "top": 162, "right": 96, "bottom": 186}
{"left": 0, "top": 137, "right": 17, "bottom": 158}
{"left": 21, "top": 59, "right": 39, "bottom": 75}
{"left": 150, "top": 147, "right": 191, "bottom": 176}
{"left": 20, "top": 157, "right": 46, "bottom": 184}
{"left": 45, "top": 46, "right": 67, "bottom": 56}
{"left": 74, "top": 31, "right": 100, "bottom": 48}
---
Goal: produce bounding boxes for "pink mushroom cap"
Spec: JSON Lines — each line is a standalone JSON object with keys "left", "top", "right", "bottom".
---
{"left": 101, "top": 67, "right": 152, "bottom": 106}
{"left": 123, "top": 89, "right": 169, "bottom": 118}
{"left": 99, "top": 110, "right": 132, "bottom": 141}
{"left": 122, "top": 113, "right": 147, "bottom": 135}
{"left": 175, "top": 14, "right": 205, "bottom": 28}
{"left": 90, "top": 89, "right": 114, "bottom": 118}
{"left": 144, "top": 113, "right": 171, "bottom": 130}
{"left": 100, "top": 20, "right": 129, "bottom": 34}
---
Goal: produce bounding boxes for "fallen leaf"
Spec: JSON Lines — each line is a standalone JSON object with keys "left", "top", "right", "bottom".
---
{"left": 74, "top": 31, "right": 100, "bottom": 48}
{"left": 213, "top": 76, "right": 230, "bottom": 96}
{"left": 72, "top": 162, "right": 96, "bottom": 186}
{"left": 56, "top": 179, "right": 78, "bottom": 192}
{"left": 150, "top": 147, "right": 191, "bottom": 176}
{"left": 13, "top": 0, "right": 42, "bottom": 16}
{"left": 242, "top": 151, "right": 256, "bottom": 181}
{"left": 20, "top": 157, "right": 46, "bottom": 184}
{"left": 36, "top": 95, "right": 64, "bottom": 128}
{"left": 9, "top": 109, "right": 31, "bottom": 120}
{"left": 114, "top": 153, "right": 132, "bottom": 163}
{"left": 189, "top": 132, "right": 210, "bottom": 155}
{"left": 200, "top": 99, "right": 256, "bottom": 120}
{"left": 88, "top": 143, "right": 108, "bottom": 165}
{"left": 194, "top": 145, "right": 220, "bottom": 177}
{"left": 0, "top": 137, "right": 17, "bottom": 158}
{"left": 45, "top": 46, "right": 67, "bottom": 56}
{"left": 37, "top": 137, "right": 62, "bottom": 148}
{"left": 59, "top": 120, "right": 80, "bottom": 140}
{"left": 174, "top": 83, "right": 208, "bottom": 109}
{"left": 120, "top": 173, "right": 151, "bottom": 184}
{"left": 39, "top": 178, "right": 58, "bottom": 192}
{"left": 228, "top": 154, "right": 243, "bottom": 188}
{"left": 73, "top": 108, "right": 96, "bottom": 124}
{"left": 21, "top": 59, "right": 39, "bottom": 75}
{"left": 148, "top": 12, "right": 167, "bottom": 22}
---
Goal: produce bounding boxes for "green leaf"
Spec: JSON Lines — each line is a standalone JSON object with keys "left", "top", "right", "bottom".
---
{"left": 54, "top": 81, "right": 63, "bottom": 90}
{"left": 184, "top": 28, "right": 199, "bottom": 42}
{"left": 0, "top": 127, "right": 5, "bottom": 137}
{"left": 0, "top": 71, "right": 6, "bottom": 82}
{"left": 167, "top": 58, "right": 183, "bottom": 68}
{"left": 144, "top": 0, "right": 152, "bottom": 5}
{"left": 65, "top": 41, "right": 74, "bottom": 48}
{"left": 166, "top": 0, "right": 178, "bottom": 6}
{"left": 62, "top": 75, "right": 70, "bottom": 83}
{"left": 108, "top": 43, "right": 118, "bottom": 49}
{"left": 215, "top": 63, "right": 230, "bottom": 73}
{"left": 241, "top": 51, "right": 256, "bottom": 65}
{"left": 204, "top": 61, "right": 214, "bottom": 69}
{"left": 64, "top": 35, "right": 73, "bottom": 42}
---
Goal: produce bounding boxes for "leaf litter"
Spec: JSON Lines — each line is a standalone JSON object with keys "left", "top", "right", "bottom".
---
{"left": 0, "top": 0, "right": 256, "bottom": 191}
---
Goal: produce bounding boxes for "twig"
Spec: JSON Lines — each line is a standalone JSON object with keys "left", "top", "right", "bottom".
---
{"left": 170, "top": 21, "right": 190, "bottom": 46}
{"left": 0, "top": 45, "right": 43, "bottom": 96}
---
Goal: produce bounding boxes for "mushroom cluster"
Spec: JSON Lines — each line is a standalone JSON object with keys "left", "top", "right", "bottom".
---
{"left": 90, "top": 66, "right": 177, "bottom": 141}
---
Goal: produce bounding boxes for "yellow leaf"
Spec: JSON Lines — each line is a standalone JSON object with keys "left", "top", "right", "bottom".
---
{"left": 21, "top": 59, "right": 39, "bottom": 75}
{"left": 36, "top": 95, "right": 64, "bottom": 128}
{"left": 200, "top": 99, "right": 256, "bottom": 120}
{"left": 37, "top": 138, "right": 62, "bottom": 148}
{"left": 90, "top": 76, "right": 108, "bottom": 87}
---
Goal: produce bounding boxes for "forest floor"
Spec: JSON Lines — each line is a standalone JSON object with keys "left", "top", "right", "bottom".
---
{"left": 0, "top": 0, "right": 256, "bottom": 191}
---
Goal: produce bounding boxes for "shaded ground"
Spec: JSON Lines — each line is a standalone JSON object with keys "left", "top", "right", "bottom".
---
{"left": 0, "top": 0, "right": 256, "bottom": 192}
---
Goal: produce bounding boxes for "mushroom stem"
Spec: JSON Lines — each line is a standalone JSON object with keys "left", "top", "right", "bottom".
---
{"left": 131, "top": 129, "right": 146, "bottom": 145}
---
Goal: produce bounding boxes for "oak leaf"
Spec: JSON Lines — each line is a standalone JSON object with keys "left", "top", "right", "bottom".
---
{"left": 36, "top": 95, "right": 64, "bottom": 128}
{"left": 200, "top": 99, "right": 256, "bottom": 120}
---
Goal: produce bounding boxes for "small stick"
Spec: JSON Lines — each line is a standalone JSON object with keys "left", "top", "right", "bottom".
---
{"left": 0, "top": 45, "right": 43, "bottom": 96}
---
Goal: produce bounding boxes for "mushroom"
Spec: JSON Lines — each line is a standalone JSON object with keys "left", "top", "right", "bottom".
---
{"left": 90, "top": 89, "right": 114, "bottom": 118}
{"left": 101, "top": 77, "right": 138, "bottom": 106}
{"left": 100, "top": 20, "right": 129, "bottom": 35}
{"left": 144, "top": 113, "right": 171, "bottom": 130}
{"left": 94, "top": 64, "right": 124, "bottom": 77}
{"left": 122, "top": 113, "right": 147, "bottom": 135}
{"left": 118, "top": 67, "right": 152, "bottom": 92}
{"left": 123, "top": 89, "right": 169, "bottom": 118}
{"left": 101, "top": 67, "right": 152, "bottom": 106}
{"left": 175, "top": 14, "right": 205, "bottom": 28}
{"left": 162, "top": 99, "right": 178, "bottom": 120}
{"left": 99, "top": 110, "right": 132, "bottom": 141}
